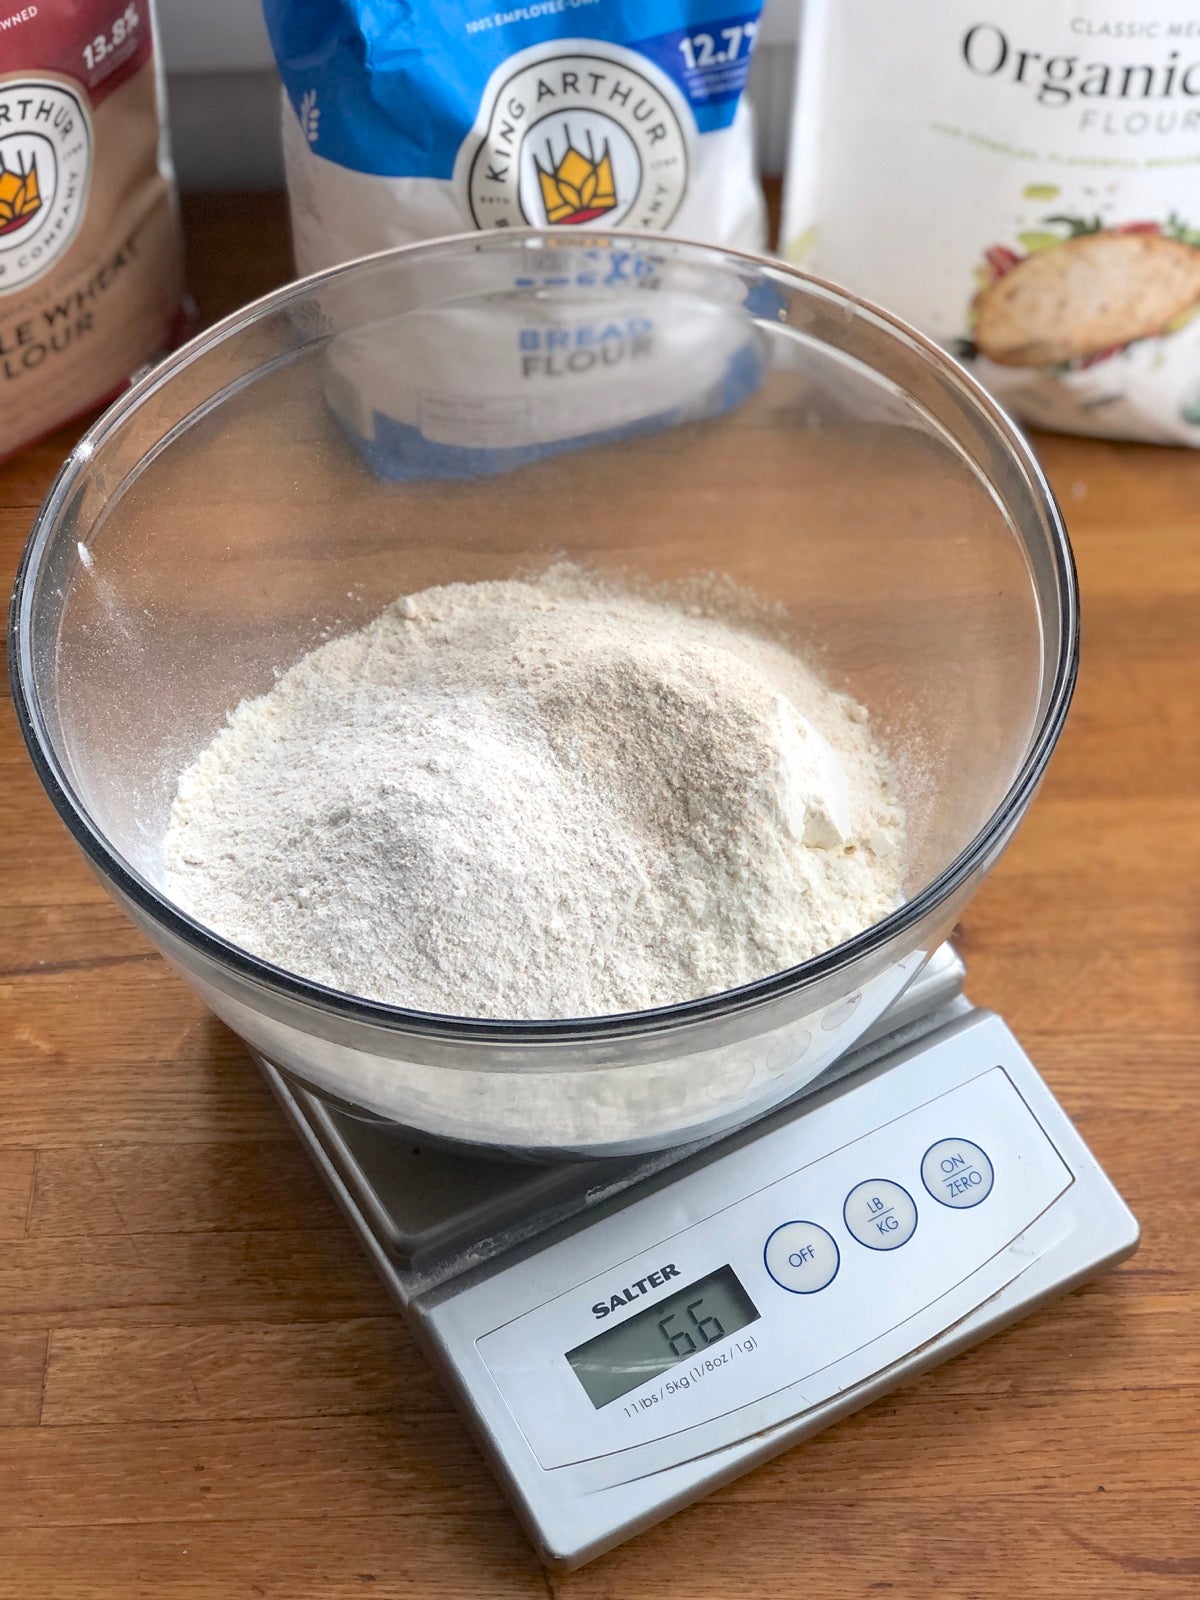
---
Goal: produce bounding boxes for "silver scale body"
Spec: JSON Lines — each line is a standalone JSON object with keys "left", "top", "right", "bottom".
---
{"left": 260, "top": 947, "right": 1138, "bottom": 1570}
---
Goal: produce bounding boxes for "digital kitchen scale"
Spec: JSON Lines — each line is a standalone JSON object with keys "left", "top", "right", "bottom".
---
{"left": 260, "top": 947, "right": 1138, "bottom": 1570}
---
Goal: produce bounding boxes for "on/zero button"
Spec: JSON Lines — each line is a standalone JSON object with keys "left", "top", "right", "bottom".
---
{"left": 763, "top": 1221, "right": 840, "bottom": 1294}
{"left": 921, "top": 1138, "right": 995, "bottom": 1208}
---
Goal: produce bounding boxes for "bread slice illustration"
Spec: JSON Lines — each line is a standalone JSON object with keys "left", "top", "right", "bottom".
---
{"left": 974, "top": 231, "right": 1200, "bottom": 367}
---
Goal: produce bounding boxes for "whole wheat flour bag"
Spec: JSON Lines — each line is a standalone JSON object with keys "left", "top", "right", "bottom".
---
{"left": 263, "top": 0, "right": 768, "bottom": 274}
{"left": 783, "top": 1, "right": 1200, "bottom": 445}
{"left": 0, "top": 2, "right": 186, "bottom": 458}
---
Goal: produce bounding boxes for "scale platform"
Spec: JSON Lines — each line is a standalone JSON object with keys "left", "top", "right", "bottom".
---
{"left": 260, "top": 948, "right": 1138, "bottom": 1570}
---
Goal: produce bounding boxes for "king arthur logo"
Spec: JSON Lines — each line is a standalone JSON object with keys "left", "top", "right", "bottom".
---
{"left": 458, "top": 47, "right": 690, "bottom": 233}
{"left": 534, "top": 128, "right": 618, "bottom": 225}
{"left": 0, "top": 78, "right": 94, "bottom": 293}
{"left": 0, "top": 149, "right": 42, "bottom": 237}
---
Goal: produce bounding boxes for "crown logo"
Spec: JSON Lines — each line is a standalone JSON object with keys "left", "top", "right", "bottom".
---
{"left": 0, "top": 149, "right": 41, "bottom": 236}
{"left": 534, "top": 127, "right": 617, "bottom": 226}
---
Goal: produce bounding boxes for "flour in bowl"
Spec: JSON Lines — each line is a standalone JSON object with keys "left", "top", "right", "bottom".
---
{"left": 162, "top": 567, "right": 905, "bottom": 1019}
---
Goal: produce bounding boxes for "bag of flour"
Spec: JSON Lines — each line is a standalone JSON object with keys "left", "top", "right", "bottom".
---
{"left": 322, "top": 239, "right": 768, "bottom": 479}
{"left": 0, "top": 2, "right": 187, "bottom": 458}
{"left": 782, "top": 1, "right": 1200, "bottom": 445}
{"left": 263, "top": 1, "right": 767, "bottom": 275}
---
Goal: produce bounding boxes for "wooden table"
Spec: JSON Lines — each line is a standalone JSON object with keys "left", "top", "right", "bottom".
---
{"left": 2, "top": 195, "right": 1197, "bottom": 1600}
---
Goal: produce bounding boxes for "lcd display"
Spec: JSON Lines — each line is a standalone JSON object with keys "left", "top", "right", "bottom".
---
{"left": 565, "top": 1265, "right": 760, "bottom": 1409}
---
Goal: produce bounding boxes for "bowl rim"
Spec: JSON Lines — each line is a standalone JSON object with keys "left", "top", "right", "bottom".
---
{"left": 7, "top": 227, "right": 1078, "bottom": 1045}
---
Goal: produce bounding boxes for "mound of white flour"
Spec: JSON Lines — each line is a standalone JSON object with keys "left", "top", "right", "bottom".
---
{"left": 163, "top": 568, "right": 904, "bottom": 1019}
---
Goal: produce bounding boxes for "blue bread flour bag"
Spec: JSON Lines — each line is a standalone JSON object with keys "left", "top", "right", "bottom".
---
{"left": 319, "top": 237, "right": 771, "bottom": 479}
{"left": 262, "top": 1, "right": 768, "bottom": 274}
{"left": 263, "top": 4, "right": 770, "bottom": 480}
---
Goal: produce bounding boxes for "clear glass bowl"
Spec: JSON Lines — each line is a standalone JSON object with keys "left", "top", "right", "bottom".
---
{"left": 8, "top": 231, "right": 1076, "bottom": 1158}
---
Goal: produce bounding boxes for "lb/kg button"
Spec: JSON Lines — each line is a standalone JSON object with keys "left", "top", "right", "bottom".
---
{"left": 843, "top": 1179, "right": 918, "bottom": 1250}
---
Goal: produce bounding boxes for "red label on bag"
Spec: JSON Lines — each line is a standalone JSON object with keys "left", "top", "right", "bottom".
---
{"left": 0, "top": 3, "right": 151, "bottom": 103}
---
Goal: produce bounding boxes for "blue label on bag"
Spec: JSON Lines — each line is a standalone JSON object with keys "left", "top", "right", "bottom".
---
{"left": 633, "top": 12, "right": 760, "bottom": 128}
{"left": 263, "top": 0, "right": 764, "bottom": 212}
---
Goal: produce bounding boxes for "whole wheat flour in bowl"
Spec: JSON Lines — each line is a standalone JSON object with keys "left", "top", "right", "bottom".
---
{"left": 162, "top": 567, "right": 905, "bottom": 1021}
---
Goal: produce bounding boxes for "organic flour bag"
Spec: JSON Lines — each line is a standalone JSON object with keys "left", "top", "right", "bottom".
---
{"left": 782, "top": 1, "right": 1200, "bottom": 445}
{"left": 0, "top": 2, "right": 187, "bottom": 458}
{"left": 263, "top": 0, "right": 768, "bottom": 274}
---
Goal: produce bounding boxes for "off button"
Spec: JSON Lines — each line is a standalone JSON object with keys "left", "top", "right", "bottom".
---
{"left": 763, "top": 1221, "right": 840, "bottom": 1294}
{"left": 922, "top": 1138, "right": 994, "bottom": 1208}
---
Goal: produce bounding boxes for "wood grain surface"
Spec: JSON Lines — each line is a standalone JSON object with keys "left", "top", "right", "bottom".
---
{"left": 1, "top": 194, "right": 1198, "bottom": 1599}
